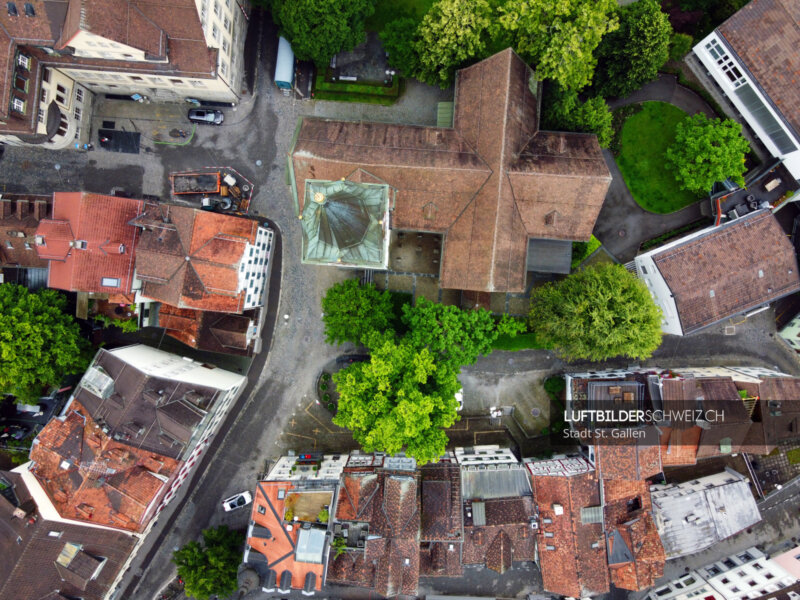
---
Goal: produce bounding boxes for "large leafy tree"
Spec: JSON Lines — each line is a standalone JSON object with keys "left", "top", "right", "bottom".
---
{"left": 321, "top": 279, "right": 394, "bottom": 346}
{"left": 268, "top": 0, "right": 375, "bottom": 67}
{"left": 402, "top": 298, "right": 524, "bottom": 369}
{"left": 592, "top": 0, "right": 672, "bottom": 98}
{"left": 497, "top": 0, "right": 619, "bottom": 91}
{"left": 0, "top": 284, "right": 90, "bottom": 403}
{"left": 333, "top": 333, "right": 460, "bottom": 465}
{"left": 666, "top": 113, "right": 750, "bottom": 193}
{"left": 380, "top": 18, "right": 421, "bottom": 77}
{"left": 414, "top": 0, "right": 492, "bottom": 88}
{"left": 541, "top": 82, "right": 613, "bottom": 148}
{"left": 529, "top": 264, "right": 663, "bottom": 361}
{"left": 173, "top": 526, "right": 243, "bottom": 600}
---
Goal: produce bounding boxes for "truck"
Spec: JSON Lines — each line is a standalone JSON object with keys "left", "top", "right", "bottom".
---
{"left": 170, "top": 171, "right": 221, "bottom": 195}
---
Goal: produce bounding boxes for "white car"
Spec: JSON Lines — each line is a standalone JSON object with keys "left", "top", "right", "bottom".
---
{"left": 455, "top": 389, "right": 464, "bottom": 412}
{"left": 222, "top": 491, "right": 252, "bottom": 512}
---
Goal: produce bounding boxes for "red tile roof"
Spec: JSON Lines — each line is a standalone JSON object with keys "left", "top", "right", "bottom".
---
{"left": 0, "top": 194, "right": 51, "bottom": 268}
{"left": 652, "top": 211, "right": 800, "bottom": 334}
{"left": 531, "top": 469, "right": 610, "bottom": 597}
{"left": 246, "top": 482, "right": 325, "bottom": 592}
{"left": 718, "top": 0, "right": 800, "bottom": 139}
{"left": 133, "top": 203, "right": 259, "bottom": 313}
{"left": 29, "top": 400, "right": 179, "bottom": 532}
{"left": 35, "top": 192, "right": 143, "bottom": 294}
{"left": 461, "top": 497, "right": 536, "bottom": 574}
{"left": 594, "top": 426, "right": 663, "bottom": 480}
{"left": 290, "top": 49, "right": 610, "bottom": 293}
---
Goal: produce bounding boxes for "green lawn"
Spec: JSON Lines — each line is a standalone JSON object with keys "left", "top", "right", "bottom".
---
{"left": 787, "top": 448, "right": 800, "bottom": 465}
{"left": 491, "top": 332, "right": 551, "bottom": 351}
{"left": 366, "top": 0, "right": 435, "bottom": 31}
{"left": 616, "top": 101, "right": 702, "bottom": 214}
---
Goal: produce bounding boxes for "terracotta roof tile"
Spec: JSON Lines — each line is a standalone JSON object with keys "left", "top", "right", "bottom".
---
{"left": 29, "top": 401, "right": 179, "bottom": 532}
{"left": 290, "top": 49, "right": 610, "bottom": 292}
{"left": 34, "top": 192, "right": 143, "bottom": 294}
{"left": 718, "top": 0, "right": 800, "bottom": 139}
{"left": 531, "top": 470, "right": 610, "bottom": 597}
{"left": 594, "top": 426, "right": 663, "bottom": 480}
{"left": 462, "top": 497, "right": 536, "bottom": 573}
{"left": 652, "top": 211, "right": 800, "bottom": 334}
{"left": 0, "top": 194, "right": 51, "bottom": 268}
{"left": 420, "top": 463, "right": 461, "bottom": 541}
{"left": 156, "top": 304, "right": 257, "bottom": 355}
{"left": 133, "top": 203, "right": 260, "bottom": 313}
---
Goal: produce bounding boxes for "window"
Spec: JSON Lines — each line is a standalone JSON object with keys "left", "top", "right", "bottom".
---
{"left": 169, "top": 79, "right": 185, "bottom": 85}
{"left": 48, "top": 531, "right": 63, "bottom": 538}
{"left": 16, "top": 53, "right": 30, "bottom": 69}
{"left": 257, "top": 504, "right": 266, "bottom": 514}
{"left": 731, "top": 588, "right": 740, "bottom": 594}
{"left": 544, "top": 531, "right": 554, "bottom": 538}
{"left": 14, "top": 74, "right": 28, "bottom": 92}
{"left": 765, "top": 574, "right": 774, "bottom": 580}
{"left": 101, "top": 277, "right": 120, "bottom": 287}
{"left": 753, "top": 564, "right": 763, "bottom": 571}
{"left": 129, "top": 75, "right": 143, "bottom": 82}
{"left": 748, "top": 581, "right": 757, "bottom": 588}
{"left": 223, "top": 15, "right": 230, "bottom": 32}
{"left": 42, "top": 68, "right": 50, "bottom": 83}
{"left": 212, "top": 25, "right": 220, "bottom": 42}
{"left": 40, "top": 89, "right": 46, "bottom": 103}
{"left": 37, "top": 108, "right": 44, "bottom": 123}
{"left": 74, "top": 106, "right": 81, "bottom": 120}
{"left": 11, "top": 97, "right": 25, "bottom": 113}
{"left": 75, "top": 88, "right": 83, "bottom": 102}
{"left": 56, "top": 83, "right": 66, "bottom": 94}
{"left": 213, "top": 1, "right": 220, "bottom": 17}
{"left": 220, "top": 61, "right": 228, "bottom": 77}
{"left": 222, "top": 38, "right": 229, "bottom": 54}
{"left": 734, "top": 84, "right": 797, "bottom": 154}
{"left": 721, "top": 579, "right": 730, "bottom": 584}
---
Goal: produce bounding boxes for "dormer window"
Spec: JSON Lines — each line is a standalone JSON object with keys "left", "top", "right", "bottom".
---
{"left": 16, "top": 53, "right": 29, "bottom": 69}
{"left": 14, "top": 73, "right": 28, "bottom": 93}
{"left": 11, "top": 97, "right": 26, "bottom": 114}
{"left": 74, "top": 240, "right": 88, "bottom": 249}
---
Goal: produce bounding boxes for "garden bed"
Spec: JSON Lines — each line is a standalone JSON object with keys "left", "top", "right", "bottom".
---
{"left": 615, "top": 101, "right": 702, "bottom": 214}
{"left": 313, "top": 74, "right": 401, "bottom": 105}
{"left": 317, "top": 371, "right": 338, "bottom": 414}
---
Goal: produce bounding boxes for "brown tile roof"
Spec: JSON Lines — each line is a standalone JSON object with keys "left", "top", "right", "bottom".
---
{"left": 29, "top": 401, "right": 180, "bottom": 532}
{"left": 718, "top": 0, "right": 800, "bottom": 139}
{"left": 652, "top": 211, "right": 800, "bottom": 334}
{"left": 531, "top": 470, "right": 610, "bottom": 597}
{"left": 246, "top": 482, "right": 325, "bottom": 592}
{"left": 462, "top": 497, "right": 536, "bottom": 574}
{"left": 607, "top": 513, "right": 666, "bottom": 591}
{"left": 659, "top": 425, "right": 701, "bottom": 466}
{"left": 420, "top": 462, "right": 461, "bottom": 541}
{"left": 133, "top": 203, "right": 260, "bottom": 313}
{"left": 74, "top": 348, "right": 223, "bottom": 460}
{"left": 594, "top": 426, "right": 663, "bottom": 480}
{"left": 156, "top": 303, "right": 257, "bottom": 356}
{"left": 0, "top": 468, "right": 137, "bottom": 600}
{"left": 290, "top": 48, "right": 610, "bottom": 293}
{"left": 0, "top": 193, "right": 51, "bottom": 267}
{"left": 418, "top": 541, "right": 463, "bottom": 578}
{"left": 35, "top": 192, "right": 144, "bottom": 294}
{"left": 330, "top": 468, "right": 420, "bottom": 597}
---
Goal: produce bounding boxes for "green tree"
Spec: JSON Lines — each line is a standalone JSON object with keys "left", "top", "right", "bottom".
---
{"left": 529, "top": 264, "right": 663, "bottom": 361}
{"left": 321, "top": 279, "right": 394, "bottom": 346}
{"left": 0, "top": 284, "right": 90, "bottom": 403}
{"left": 666, "top": 113, "right": 750, "bottom": 193}
{"left": 333, "top": 333, "right": 460, "bottom": 464}
{"left": 380, "top": 18, "right": 421, "bottom": 77}
{"left": 592, "top": 0, "right": 672, "bottom": 98}
{"left": 497, "top": 0, "right": 619, "bottom": 90}
{"left": 669, "top": 32, "right": 694, "bottom": 62}
{"left": 414, "top": 0, "right": 492, "bottom": 88}
{"left": 541, "top": 82, "right": 613, "bottom": 148}
{"left": 173, "top": 526, "right": 243, "bottom": 600}
{"left": 401, "top": 298, "right": 524, "bottom": 369}
{"left": 268, "top": 0, "right": 375, "bottom": 67}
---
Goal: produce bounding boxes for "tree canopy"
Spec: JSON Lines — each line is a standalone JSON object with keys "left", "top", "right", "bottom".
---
{"left": 332, "top": 333, "right": 460, "bottom": 465}
{"left": 0, "top": 284, "right": 90, "bottom": 403}
{"left": 321, "top": 279, "right": 394, "bottom": 346}
{"left": 380, "top": 17, "right": 421, "bottom": 77}
{"left": 414, "top": 0, "right": 492, "bottom": 87}
{"left": 666, "top": 113, "right": 750, "bottom": 193}
{"left": 592, "top": 0, "right": 672, "bottom": 98}
{"left": 268, "top": 0, "right": 375, "bottom": 66}
{"left": 528, "top": 264, "right": 663, "bottom": 361}
{"left": 497, "top": 0, "right": 619, "bottom": 90}
{"left": 173, "top": 526, "right": 243, "bottom": 600}
{"left": 401, "top": 297, "right": 524, "bottom": 369}
{"left": 541, "top": 82, "right": 613, "bottom": 147}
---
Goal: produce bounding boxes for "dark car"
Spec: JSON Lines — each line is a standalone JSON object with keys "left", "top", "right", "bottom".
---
{"left": 188, "top": 108, "right": 224, "bottom": 125}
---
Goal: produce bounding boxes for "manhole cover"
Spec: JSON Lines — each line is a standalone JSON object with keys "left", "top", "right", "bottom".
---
{"left": 531, "top": 408, "right": 541, "bottom": 417}
{"left": 618, "top": 229, "right": 627, "bottom": 237}
{"left": 725, "top": 325, "right": 736, "bottom": 335}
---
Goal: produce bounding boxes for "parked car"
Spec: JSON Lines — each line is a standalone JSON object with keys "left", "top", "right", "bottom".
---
{"left": 188, "top": 108, "right": 224, "bottom": 125}
{"left": 455, "top": 389, "right": 464, "bottom": 412}
{"left": 1, "top": 425, "right": 30, "bottom": 440}
{"left": 222, "top": 491, "right": 252, "bottom": 512}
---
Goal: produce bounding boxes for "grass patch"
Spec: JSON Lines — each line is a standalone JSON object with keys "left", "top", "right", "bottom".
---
{"left": 366, "top": 0, "right": 435, "bottom": 31}
{"left": 491, "top": 332, "right": 551, "bottom": 351}
{"left": 616, "top": 101, "right": 702, "bottom": 214}
{"left": 787, "top": 448, "right": 800, "bottom": 465}
{"left": 315, "top": 74, "right": 400, "bottom": 97}
{"left": 312, "top": 91, "right": 397, "bottom": 105}
{"left": 571, "top": 235, "right": 602, "bottom": 270}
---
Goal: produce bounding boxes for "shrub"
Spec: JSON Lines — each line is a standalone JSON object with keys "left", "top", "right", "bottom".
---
{"left": 669, "top": 32, "right": 693, "bottom": 61}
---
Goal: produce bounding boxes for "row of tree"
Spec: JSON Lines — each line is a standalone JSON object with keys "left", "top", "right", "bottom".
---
{"left": 322, "top": 266, "right": 662, "bottom": 463}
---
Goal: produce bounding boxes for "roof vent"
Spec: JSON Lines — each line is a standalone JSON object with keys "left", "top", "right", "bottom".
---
{"left": 7, "top": 2, "right": 17, "bottom": 16}
{"left": 709, "top": 290, "right": 715, "bottom": 298}
{"left": 552, "top": 503, "right": 564, "bottom": 516}
{"left": 23, "top": 2, "right": 32, "bottom": 16}
{"left": 758, "top": 269, "right": 764, "bottom": 278}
